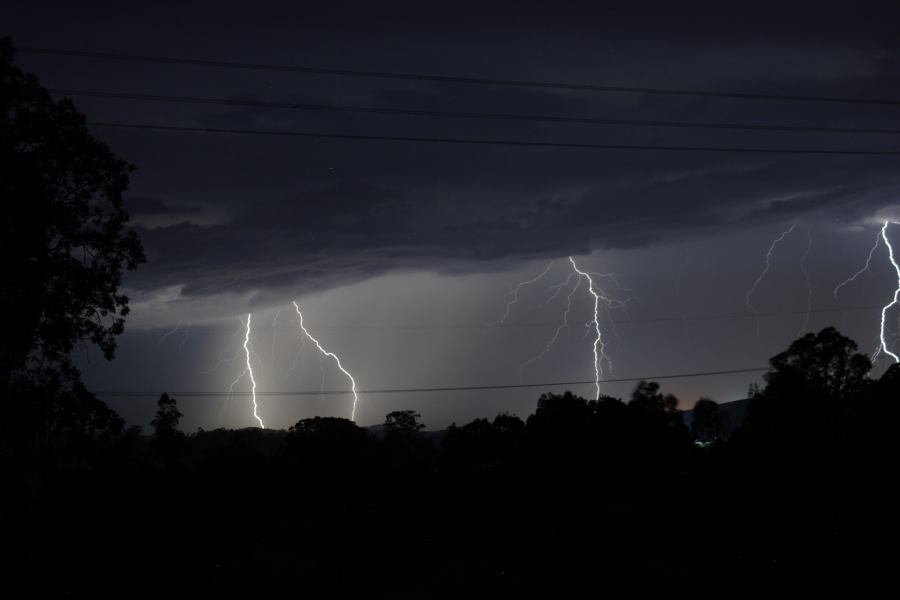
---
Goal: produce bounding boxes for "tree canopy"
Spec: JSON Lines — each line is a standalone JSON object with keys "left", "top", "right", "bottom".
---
{"left": 0, "top": 37, "right": 144, "bottom": 379}
{"left": 0, "top": 37, "right": 143, "bottom": 439}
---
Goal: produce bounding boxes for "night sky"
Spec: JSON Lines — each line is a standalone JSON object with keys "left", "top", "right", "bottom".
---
{"left": 7, "top": 1, "right": 900, "bottom": 430}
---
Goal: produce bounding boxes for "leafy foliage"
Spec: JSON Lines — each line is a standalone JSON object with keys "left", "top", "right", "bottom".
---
{"left": 0, "top": 37, "right": 143, "bottom": 441}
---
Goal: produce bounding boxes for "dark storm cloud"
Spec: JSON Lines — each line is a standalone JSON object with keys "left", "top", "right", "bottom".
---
{"left": 8, "top": 0, "right": 900, "bottom": 301}
{"left": 127, "top": 151, "right": 900, "bottom": 299}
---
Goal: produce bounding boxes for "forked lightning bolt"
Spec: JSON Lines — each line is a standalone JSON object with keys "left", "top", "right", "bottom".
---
{"left": 835, "top": 221, "right": 900, "bottom": 364}
{"left": 569, "top": 257, "right": 606, "bottom": 400}
{"left": 227, "top": 314, "right": 264, "bottom": 428}
{"left": 244, "top": 314, "right": 264, "bottom": 427}
{"left": 507, "top": 258, "right": 626, "bottom": 399}
{"left": 291, "top": 301, "right": 360, "bottom": 421}
{"left": 877, "top": 221, "right": 900, "bottom": 363}
{"left": 746, "top": 221, "right": 798, "bottom": 336}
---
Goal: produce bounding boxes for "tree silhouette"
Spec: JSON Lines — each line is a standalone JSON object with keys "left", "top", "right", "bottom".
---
{"left": 0, "top": 38, "right": 143, "bottom": 440}
{"left": 3, "top": 326, "right": 893, "bottom": 592}
{"left": 381, "top": 410, "right": 430, "bottom": 476}
{"left": 524, "top": 392, "right": 600, "bottom": 479}
{"left": 285, "top": 416, "right": 370, "bottom": 469}
{"left": 691, "top": 398, "right": 728, "bottom": 444}
{"left": 528, "top": 391, "right": 594, "bottom": 434}
{"left": 443, "top": 412, "right": 525, "bottom": 478}
{"left": 151, "top": 393, "right": 183, "bottom": 436}
{"left": 384, "top": 410, "right": 426, "bottom": 438}
{"left": 151, "top": 393, "right": 184, "bottom": 467}
{"left": 764, "top": 327, "right": 871, "bottom": 399}
{"left": 745, "top": 327, "right": 872, "bottom": 443}
{"left": 627, "top": 380, "right": 679, "bottom": 417}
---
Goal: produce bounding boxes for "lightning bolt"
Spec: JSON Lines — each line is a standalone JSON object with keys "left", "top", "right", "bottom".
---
{"left": 568, "top": 257, "right": 608, "bottom": 400}
{"left": 834, "top": 221, "right": 900, "bottom": 364}
{"left": 243, "top": 314, "right": 264, "bottom": 428}
{"left": 507, "top": 257, "right": 627, "bottom": 398}
{"left": 497, "top": 261, "right": 554, "bottom": 324}
{"left": 746, "top": 221, "right": 798, "bottom": 337}
{"left": 291, "top": 301, "right": 360, "bottom": 421}
{"left": 798, "top": 226, "right": 813, "bottom": 337}
{"left": 224, "top": 314, "right": 264, "bottom": 427}
{"left": 877, "top": 221, "right": 900, "bottom": 363}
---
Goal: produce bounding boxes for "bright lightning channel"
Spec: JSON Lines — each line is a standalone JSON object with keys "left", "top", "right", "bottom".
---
{"left": 746, "top": 221, "right": 798, "bottom": 336}
{"left": 243, "top": 313, "right": 264, "bottom": 428}
{"left": 834, "top": 221, "right": 900, "bottom": 364}
{"left": 507, "top": 259, "right": 628, "bottom": 399}
{"left": 225, "top": 314, "right": 264, "bottom": 427}
{"left": 568, "top": 257, "right": 606, "bottom": 401}
{"left": 291, "top": 301, "right": 360, "bottom": 421}
{"left": 877, "top": 221, "right": 900, "bottom": 363}
{"left": 497, "top": 261, "right": 554, "bottom": 324}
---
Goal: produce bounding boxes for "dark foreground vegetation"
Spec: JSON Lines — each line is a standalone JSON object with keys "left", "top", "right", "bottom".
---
{"left": 3, "top": 329, "right": 897, "bottom": 594}
{"left": 1, "top": 37, "right": 896, "bottom": 594}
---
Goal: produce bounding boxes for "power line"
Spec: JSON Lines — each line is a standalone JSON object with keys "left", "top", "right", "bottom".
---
{"left": 21, "top": 46, "right": 900, "bottom": 107}
{"left": 93, "top": 366, "right": 767, "bottom": 397}
{"left": 49, "top": 88, "right": 900, "bottom": 136}
{"left": 88, "top": 121, "right": 900, "bottom": 156}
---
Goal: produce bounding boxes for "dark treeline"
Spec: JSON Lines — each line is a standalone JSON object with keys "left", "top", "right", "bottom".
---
{"left": 3, "top": 328, "right": 897, "bottom": 594}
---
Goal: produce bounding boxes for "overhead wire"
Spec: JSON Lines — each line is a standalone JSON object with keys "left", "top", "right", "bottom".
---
{"left": 21, "top": 46, "right": 900, "bottom": 106}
